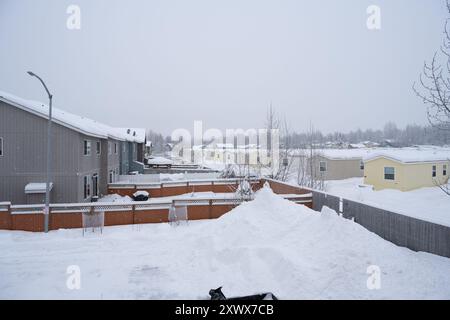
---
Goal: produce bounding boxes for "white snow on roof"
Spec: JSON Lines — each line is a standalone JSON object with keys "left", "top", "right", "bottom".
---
{"left": 315, "top": 148, "right": 376, "bottom": 160}
{"left": 364, "top": 147, "right": 450, "bottom": 163}
{"left": 298, "top": 147, "right": 450, "bottom": 163}
{"left": 0, "top": 90, "right": 141, "bottom": 142}
{"left": 24, "top": 183, "right": 53, "bottom": 194}
{"left": 116, "top": 128, "right": 146, "bottom": 143}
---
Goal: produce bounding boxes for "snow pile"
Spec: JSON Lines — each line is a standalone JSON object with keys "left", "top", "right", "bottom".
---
{"left": 133, "top": 191, "right": 149, "bottom": 198}
{"left": 0, "top": 186, "right": 449, "bottom": 299}
{"left": 98, "top": 194, "right": 133, "bottom": 203}
{"left": 326, "top": 178, "right": 450, "bottom": 227}
{"left": 159, "top": 173, "right": 186, "bottom": 181}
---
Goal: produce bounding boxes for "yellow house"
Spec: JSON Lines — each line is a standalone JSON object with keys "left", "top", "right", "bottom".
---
{"left": 364, "top": 153, "right": 449, "bottom": 191}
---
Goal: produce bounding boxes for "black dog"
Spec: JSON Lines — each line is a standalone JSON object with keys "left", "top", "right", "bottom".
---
{"left": 209, "top": 286, "right": 278, "bottom": 300}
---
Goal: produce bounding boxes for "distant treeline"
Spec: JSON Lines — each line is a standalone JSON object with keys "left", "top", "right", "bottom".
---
{"left": 146, "top": 122, "right": 450, "bottom": 154}
{"left": 286, "top": 122, "right": 450, "bottom": 147}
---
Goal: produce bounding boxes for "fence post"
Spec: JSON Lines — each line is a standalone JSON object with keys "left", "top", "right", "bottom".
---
{"left": 132, "top": 204, "right": 136, "bottom": 225}
{"left": 7, "top": 203, "right": 12, "bottom": 230}
{"left": 209, "top": 199, "right": 213, "bottom": 219}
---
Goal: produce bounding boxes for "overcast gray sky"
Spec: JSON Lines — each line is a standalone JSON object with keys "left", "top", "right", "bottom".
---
{"left": 0, "top": 0, "right": 447, "bottom": 135}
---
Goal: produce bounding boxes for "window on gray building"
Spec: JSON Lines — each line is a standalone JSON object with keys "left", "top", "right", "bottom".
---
{"left": 108, "top": 142, "right": 112, "bottom": 155}
{"left": 84, "top": 140, "right": 91, "bottom": 156}
{"left": 384, "top": 167, "right": 395, "bottom": 180}
{"left": 0, "top": 137, "right": 3, "bottom": 156}
{"left": 92, "top": 174, "right": 99, "bottom": 197}
{"left": 319, "top": 161, "right": 327, "bottom": 172}
{"left": 96, "top": 141, "right": 101, "bottom": 155}
{"left": 432, "top": 165, "right": 437, "bottom": 177}
{"left": 114, "top": 142, "right": 118, "bottom": 154}
{"left": 109, "top": 170, "right": 114, "bottom": 183}
{"left": 83, "top": 175, "right": 91, "bottom": 199}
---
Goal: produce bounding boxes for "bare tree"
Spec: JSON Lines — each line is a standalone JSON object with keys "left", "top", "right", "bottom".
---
{"left": 413, "top": 0, "right": 450, "bottom": 130}
{"left": 274, "top": 117, "right": 295, "bottom": 182}
{"left": 296, "top": 123, "right": 325, "bottom": 190}
{"left": 413, "top": 1, "right": 450, "bottom": 197}
{"left": 261, "top": 105, "right": 295, "bottom": 181}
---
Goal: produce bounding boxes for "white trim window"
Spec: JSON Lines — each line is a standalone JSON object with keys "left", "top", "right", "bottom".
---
{"left": 96, "top": 141, "right": 101, "bottom": 155}
{"left": 92, "top": 173, "right": 99, "bottom": 197}
{"left": 319, "top": 161, "right": 327, "bottom": 172}
{"left": 384, "top": 167, "right": 395, "bottom": 180}
{"left": 432, "top": 165, "right": 437, "bottom": 177}
{"left": 444, "top": 164, "right": 447, "bottom": 176}
{"left": 0, "top": 137, "right": 3, "bottom": 156}
{"left": 109, "top": 170, "right": 114, "bottom": 183}
{"left": 83, "top": 140, "right": 91, "bottom": 156}
{"left": 83, "top": 175, "right": 91, "bottom": 199}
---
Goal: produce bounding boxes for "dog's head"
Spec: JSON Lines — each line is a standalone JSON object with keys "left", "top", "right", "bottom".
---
{"left": 209, "top": 286, "right": 226, "bottom": 300}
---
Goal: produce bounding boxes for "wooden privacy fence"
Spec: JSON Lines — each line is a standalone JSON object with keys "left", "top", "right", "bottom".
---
{"left": 108, "top": 178, "right": 264, "bottom": 198}
{"left": 0, "top": 179, "right": 313, "bottom": 232}
{"left": 311, "top": 189, "right": 450, "bottom": 259}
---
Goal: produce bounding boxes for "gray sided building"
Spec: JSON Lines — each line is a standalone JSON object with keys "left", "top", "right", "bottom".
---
{"left": 0, "top": 91, "right": 145, "bottom": 204}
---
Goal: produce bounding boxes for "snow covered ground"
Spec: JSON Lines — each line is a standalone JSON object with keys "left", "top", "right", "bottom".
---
{"left": 1, "top": 186, "right": 449, "bottom": 299}
{"left": 325, "top": 178, "right": 450, "bottom": 227}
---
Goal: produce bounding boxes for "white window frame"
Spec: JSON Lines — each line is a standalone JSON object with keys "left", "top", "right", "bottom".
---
{"left": 384, "top": 167, "right": 395, "bottom": 180}
{"left": 0, "top": 137, "right": 3, "bottom": 156}
{"left": 96, "top": 141, "right": 101, "bottom": 156}
{"left": 109, "top": 170, "right": 114, "bottom": 183}
{"left": 432, "top": 165, "right": 437, "bottom": 177}
{"left": 92, "top": 173, "right": 99, "bottom": 197}
{"left": 319, "top": 161, "right": 327, "bottom": 172}
{"left": 83, "top": 175, "right": 91, "bottom": 199}
{"left": 83, "top": 140, "right": 91, "bottom": 156}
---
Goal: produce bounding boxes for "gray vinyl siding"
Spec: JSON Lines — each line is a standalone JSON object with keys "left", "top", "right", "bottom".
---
{"left": 307, "top": 155, "right": 364, "bottom": 180}
{"left": 119, "top": 141, "right": 130, "bottom": 174}
{"left": 0, "top": 100, "right": 110, "bottom": 204}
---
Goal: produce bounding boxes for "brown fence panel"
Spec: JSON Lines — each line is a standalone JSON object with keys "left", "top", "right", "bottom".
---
{"left": 134, "top": 209, "right": 169, "bottom": 224}
{"left": 11, "top": 214, "right": 45, "bottom": 232}
{"left": 49, "top": 212, "right": 82, "bottom": 230}
{"left": 104, "top": 210, "right": 134, "bottom": 226}
{"left": 187, "top": 205, "right": 211, "bottom": 220}
{"left": 262, "top": 179, "right": 312, "bottom": 195}
{"left": 211, "top": 204, "right": 237, "bottom": 219}
{"left": 0, "top": 212, "right": 12, "bottom": 230}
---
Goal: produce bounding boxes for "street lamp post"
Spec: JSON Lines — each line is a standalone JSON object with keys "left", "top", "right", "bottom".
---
{"left": 27, "top": 71, "right": 52, "bottom": 233}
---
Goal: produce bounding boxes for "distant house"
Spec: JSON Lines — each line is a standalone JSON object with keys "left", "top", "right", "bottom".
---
{"left": 116, "top": 128, "right": 146, "bottom": 174}
{"left": 364, "top": 151, "right": 450, "bottom": 191}
{"left": 305, "top": 149, "right": 367, "bottom": 181}
{"left": 145, "top": 140, "right": 153, "bottom": 157}
{"left": 0, "top": 91, "right": 146, "bottom": 204}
